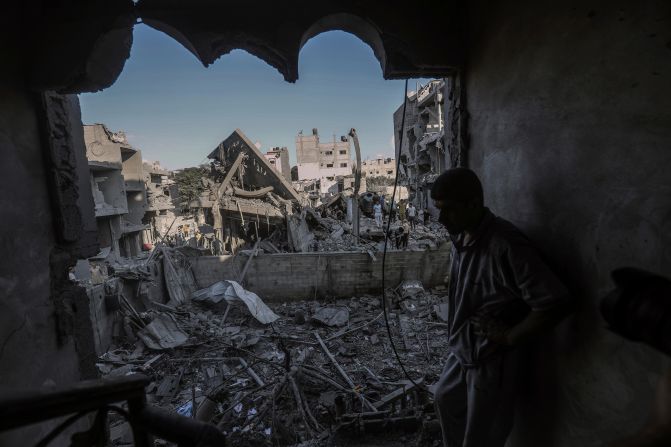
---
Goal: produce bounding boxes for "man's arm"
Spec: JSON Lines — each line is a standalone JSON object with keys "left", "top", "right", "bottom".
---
{"left": 504, "top": 302, "right": 573, "bottom": 346}
{"left": 481, "top": 231, "right": 575, "bottom": 347}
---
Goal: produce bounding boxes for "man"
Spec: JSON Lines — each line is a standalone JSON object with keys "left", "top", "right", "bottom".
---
{"left": 407, "top": 203, "right": 417, "bottom": 229}
{"left": 401, "top": 221, "right": 410, "bottom": 249}
{"left": 373, "top": 200, "right": 383, "bottom": 227}
{"left": 389, "top": 199, "right": 398, "bottom": 222}
{"left": 395, "top": 226, "right": 409, "bottom": 250}
{"left": 399, "top": 199, "right": 407, "bottom": 222}
{"left": 431, "top": 168, "right": 571, "bottom": 447}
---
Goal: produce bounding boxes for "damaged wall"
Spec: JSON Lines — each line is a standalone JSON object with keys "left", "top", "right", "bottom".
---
{"left": 464, "top": 1, "right": 671, "bottom": 445}
{"left": 191, "top": 247, "right": 450, "bottom": 301}
{"left": 0, "top": 80, "right": 98, "bottom": 443}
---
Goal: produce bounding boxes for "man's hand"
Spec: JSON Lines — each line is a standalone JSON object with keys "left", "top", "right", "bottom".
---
{"left": 471, "top": 313, "right": 513, "bottom": 346}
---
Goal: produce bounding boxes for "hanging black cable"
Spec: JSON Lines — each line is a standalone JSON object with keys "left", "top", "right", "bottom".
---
{"left": 380, "top": 78, "right": 419, "bottom": 387}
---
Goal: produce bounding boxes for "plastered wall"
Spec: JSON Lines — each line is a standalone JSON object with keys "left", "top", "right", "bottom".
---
{"left": 464, "top": 1, "right": 671, "bottom": 445}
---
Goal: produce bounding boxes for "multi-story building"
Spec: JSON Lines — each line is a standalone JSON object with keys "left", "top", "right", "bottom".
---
{"left": 394, "top": 79, "right": 446, "bottom": 216}
{"left": 264, "top": 146, "right": 291, "bottom": 182}
{"left": 84, "top": 124, "right": 175, "bottom": 258}
{"left": 361, "top": 155, "right": 396, "bottom": 178}
{"left": 295, "top": 128, "right": 352, "bottom": 195}
{"left": 143, "top": 161, "right": 177, "bottom": 241}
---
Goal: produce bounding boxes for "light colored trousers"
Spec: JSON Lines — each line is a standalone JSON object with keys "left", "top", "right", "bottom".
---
{"left": 375, "top": 213, "right": 382, "bottom": 227}
{"left": 433, "top": 351, "right": 520, "bottom": 447}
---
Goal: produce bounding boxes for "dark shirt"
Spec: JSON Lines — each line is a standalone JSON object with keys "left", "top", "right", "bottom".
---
{"left": 446, "top": 208, "right": 569, "bottom": 366}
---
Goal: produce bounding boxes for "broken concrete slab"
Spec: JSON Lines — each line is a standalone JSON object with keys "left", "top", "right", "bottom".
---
{"left": 312, "top": 307, "right": 350, "bottom": 327}
{"left": 137, "top": 312, "right": 188, "bottom": 350}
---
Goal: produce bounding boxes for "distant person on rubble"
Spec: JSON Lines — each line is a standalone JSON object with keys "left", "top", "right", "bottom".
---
{"left": 389, "top": 199, "right": 398, "bottom": 222}
{"left": 399, "top": 199, "right": 407, "bottom": 222}
{"left": 395, "top": 226, "right": 407, "bottom": 250}
{"left": 373, "top": 199, "right": 383, "bottom": 227}
{"left": 407, "top": 203, "right": 417, "bottom": 230}
{"left": 430, "top": 168, "right": 572, "bottom": 447}
{"left": 401, "top": 221, "right": 410, "bottom": 249}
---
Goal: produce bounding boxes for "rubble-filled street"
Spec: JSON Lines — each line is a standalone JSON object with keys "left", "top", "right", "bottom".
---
{"left": 98, "top": 279, "right": 450, "bottom": 446}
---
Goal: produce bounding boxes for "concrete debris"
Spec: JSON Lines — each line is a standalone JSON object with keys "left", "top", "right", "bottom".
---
{"left": 74, "top": 127, "right": 454, "bottom": 446}
{"left": 433, "top": 303, "right": 449, "bottom": 322}
{"left": 97, "top": 285, "right": 451, "bottom": 446}
{"left": 158, "top": 245, "right": 198, "bottom": 306}
{"left": 137, "top": 312, "right": 188, "bottom": 350}
{"left": 311, "top": 307, "right": 350, "bottom": 327}
{"left": 398, "top": 280, "right": 425, "bottom": 298}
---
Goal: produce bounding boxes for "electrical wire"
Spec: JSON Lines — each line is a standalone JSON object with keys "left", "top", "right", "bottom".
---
{"left": 380, "top": 78, "right": 419, "bottom": 387}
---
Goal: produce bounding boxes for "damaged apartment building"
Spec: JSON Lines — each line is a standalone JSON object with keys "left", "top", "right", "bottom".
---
{"left": 394, "top": 79, "right": 446, "bottom": 217}
{"left": 294, "top": 128, "right": 358, "bottom": 198}
{"left": 84, "top": 123, "right": 175, "bottom": 258}
{"left": 1, "top": 2, "right": 670, "bottom": 447}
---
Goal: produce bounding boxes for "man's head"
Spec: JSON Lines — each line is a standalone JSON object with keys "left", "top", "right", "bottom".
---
{"left": 431, "top": 168, "right": 485, "bottom": 234}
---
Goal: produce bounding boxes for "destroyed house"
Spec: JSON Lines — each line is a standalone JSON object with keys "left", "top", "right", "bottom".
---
{"left": 208, "top": 129, "right": 302, "bottom": 203}
{"left": 181, "top": 129, "right": 306, "bottom": 253}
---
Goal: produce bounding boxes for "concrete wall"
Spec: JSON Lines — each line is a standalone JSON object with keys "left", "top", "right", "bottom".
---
{"left": 0, "top": 81, "right": 94, "bottom": 444}
{"left": 191, "top": 246, "right": 450, "bottom": 301}
{"left": 464, "top": 1, "right": 671, "bottom": 445}
{"left": 88, "top": 279, "right": 118, "bottom": 355}
{"left": 83, "top": 124, "right": 123, "bottom": 166}
{"left": 126, "top": 190, "right": 147, "bottom": 225}
{"left": 121, "top": 148, "right": 143, "bottom": 184}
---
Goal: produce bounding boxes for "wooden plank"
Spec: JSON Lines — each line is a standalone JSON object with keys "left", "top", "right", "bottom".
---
{"left": 372, "top": 378, "right": 424, "bottom": 410}
{"left": 314, "top": 331, "right": 377, "bottom": 412}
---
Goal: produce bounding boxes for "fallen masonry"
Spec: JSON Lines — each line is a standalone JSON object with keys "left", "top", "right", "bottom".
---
{"left": 74, "top": 127, "right": 454, "bottom": 445}
{"left": 97, "top": 280, "right": 451, "bottom": 446}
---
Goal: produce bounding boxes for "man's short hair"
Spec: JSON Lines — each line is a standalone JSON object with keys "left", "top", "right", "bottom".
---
{"left": 431, "top": 168, "right": 484, "bottom": 205}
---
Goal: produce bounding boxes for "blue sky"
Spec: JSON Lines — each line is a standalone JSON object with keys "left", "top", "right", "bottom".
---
{"left": 79, "top": 24, "right": 429, "bottom": 170}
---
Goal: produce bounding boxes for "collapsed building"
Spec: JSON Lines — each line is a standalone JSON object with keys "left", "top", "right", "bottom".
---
{"left": 83, "top": 124, "right": 176, "bottom": 258}
{"left": 186, "top": 129, "right": 303, "bottom": 254}
{"left": 184, "top": 129, "right": 446, "bottom": 256}
{"left": 394, "top": 79, "right": 446, "bottom": 218}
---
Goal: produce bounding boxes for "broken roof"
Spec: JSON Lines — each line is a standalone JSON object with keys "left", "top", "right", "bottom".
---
{"left": 208, "top": 129, "right": 302, "bottom": 203}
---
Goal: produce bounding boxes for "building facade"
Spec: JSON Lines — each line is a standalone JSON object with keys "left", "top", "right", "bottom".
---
{"left": 361, "top": 155, "right": 396, "bottom": 178}
{"left": 264, "top": 146, "right": 291, "bottom": 182}
{"left": 295, "top": 128, "right": 352, "bottom": 195}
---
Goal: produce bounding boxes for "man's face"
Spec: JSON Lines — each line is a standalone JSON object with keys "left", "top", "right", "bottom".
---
{"left": 433, "top": 198, "right": 472, "bottom": 234}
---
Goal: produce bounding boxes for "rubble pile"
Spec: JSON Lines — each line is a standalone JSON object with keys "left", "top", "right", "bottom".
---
{"left": 97, "top": 281, "right": 451, "bottom": 446}
{"left": 405, "top": 222, "right": 451, "bottom": 251}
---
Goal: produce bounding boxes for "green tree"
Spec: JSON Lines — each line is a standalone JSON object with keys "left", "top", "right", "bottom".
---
{"left": 173, "top": 166, "right": 207, "bottom": 211}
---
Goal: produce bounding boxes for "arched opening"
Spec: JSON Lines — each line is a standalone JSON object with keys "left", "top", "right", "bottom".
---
{"left": 299, "top": 13, "right": 387, "bottom": 78}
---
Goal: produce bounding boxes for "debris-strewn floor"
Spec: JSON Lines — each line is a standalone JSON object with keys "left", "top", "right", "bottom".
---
{"left": 98, "top": 283, "right": 450, "bottom": 446}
